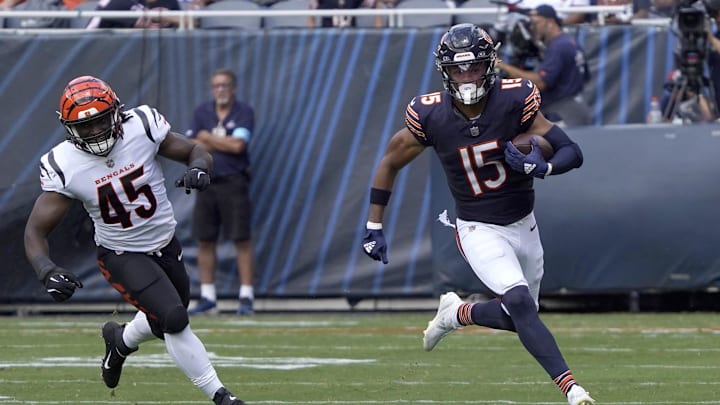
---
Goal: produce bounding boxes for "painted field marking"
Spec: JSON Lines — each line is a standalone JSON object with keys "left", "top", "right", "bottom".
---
{"left": 0, "top": 353, "right": 375, "bottom": 370}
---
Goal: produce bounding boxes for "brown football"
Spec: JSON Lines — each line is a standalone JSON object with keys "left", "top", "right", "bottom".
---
{"left": 511, "top": 133, "right": 554, "bottom": 160}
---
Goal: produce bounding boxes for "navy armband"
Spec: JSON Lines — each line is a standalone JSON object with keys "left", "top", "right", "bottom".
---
{"left": 370, "top": 188, "right": 392, "bottom": 206}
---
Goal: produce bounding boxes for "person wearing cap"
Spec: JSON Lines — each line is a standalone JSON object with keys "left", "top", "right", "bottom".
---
{"left": 497, "top": 4, "right": 592, "bottom": 126}
{"left": 512, "top": 0, "right": 591, "bottom": 25}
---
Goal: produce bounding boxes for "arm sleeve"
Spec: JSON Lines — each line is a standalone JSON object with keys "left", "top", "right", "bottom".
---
{"left": 544, "top": 124, "right": 583, "bottom": 175}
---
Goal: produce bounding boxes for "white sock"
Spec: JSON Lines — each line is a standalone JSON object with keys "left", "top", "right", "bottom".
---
{"left": 239, "top": 285, "right": 254, "bottom": 300}
{"left": 123, "top": 311, "right": 157, "bottom": 349}
{"left": 200, "top": 284, "right": 217, "bottom": 302}
{"left": 164, "top": 325, "right": 224, "bottom": 398}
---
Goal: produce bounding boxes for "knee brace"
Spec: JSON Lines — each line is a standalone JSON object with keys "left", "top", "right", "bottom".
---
{"left": 163, "top": 305, "right": 189, "bottom": 334}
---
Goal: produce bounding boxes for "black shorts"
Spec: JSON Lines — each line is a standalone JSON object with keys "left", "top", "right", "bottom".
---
{"left": 97, "top": 236, "right": 189, "bottom": 338}
{"left": 192, "top": 173, "right": 252, "bottom": 242}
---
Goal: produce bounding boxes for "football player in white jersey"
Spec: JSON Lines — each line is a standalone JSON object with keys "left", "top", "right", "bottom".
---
{"left": 24, "top": 76, "right": 247, "bottom": 405}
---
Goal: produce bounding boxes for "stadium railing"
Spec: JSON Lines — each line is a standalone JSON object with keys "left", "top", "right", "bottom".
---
{"left": 0, "top": 4, "right": 640, "bottom": 30}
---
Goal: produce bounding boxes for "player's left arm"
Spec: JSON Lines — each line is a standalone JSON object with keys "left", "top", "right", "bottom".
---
{"left": 159, "top": 131, "right": 212, "bottom": 168}
{"left": 527, "top": 111, "right": 583, "bottom": 176}
{"left": 159, "top": 131, "right": 214, "bottom": 191}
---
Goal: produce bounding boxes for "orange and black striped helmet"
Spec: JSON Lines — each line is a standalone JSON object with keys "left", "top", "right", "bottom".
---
{"left": 58, "top": 76, "right": 123, "bottom": 156}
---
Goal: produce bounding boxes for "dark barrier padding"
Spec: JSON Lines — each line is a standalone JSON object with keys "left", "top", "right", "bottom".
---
{"left": 0, "top": 28, "right": 716, "bottom": 302}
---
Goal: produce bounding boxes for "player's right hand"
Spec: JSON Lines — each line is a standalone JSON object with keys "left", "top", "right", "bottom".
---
{"left": 44, "top": 270, "right": 83, "bottom": 302}
{"left": 184, "top": 167, "right": 211, "bottom": 191}
{"left": 362, "top": 229, "right": 388, "bottom": 264}
{"left": 176, "top": 167, "right": 211, "bottom": 194}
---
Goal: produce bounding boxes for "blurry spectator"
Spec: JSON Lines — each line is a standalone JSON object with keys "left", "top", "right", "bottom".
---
{"left": 372, "top": 0, "right": 398, "bottom": 27}
{"left": 589, "top": 0, "right": 650, "bottom": 24}
{"left": 647, "top": 0, "right": 676, "bottom": 17}
{"left": 86, "top": 0, "right": 181, "bottom": 28}
{"left": 63, "top": 0, "right": 84, "bottom": 9}
{"left": 5, "top": 0, "right": 71, "bottom": 28}
{"left": 497, "top": 4, "right": 592, "bottom": 126}
{"left": 660, "top": 69, "right": 717, "bottom": 123}
{"left": 308, "top": 0, "right": 374, "bottom": 27}
{"left": 1, "top": 0, "right": 24, "bottom": 9}
{"left": 2, "top": 0, "right": 86, "bottom": 9}
{"left": 509, "top": 0, "right": 591, "bottom": 25}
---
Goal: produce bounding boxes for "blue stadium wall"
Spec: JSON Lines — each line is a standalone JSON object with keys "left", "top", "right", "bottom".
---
{"left": 0, "top": 26, "right": 718, "bottom": 303}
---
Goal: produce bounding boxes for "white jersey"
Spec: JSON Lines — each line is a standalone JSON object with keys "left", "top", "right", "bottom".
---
{"left": 39, "top": 105, "right": 176, "bottom": 252}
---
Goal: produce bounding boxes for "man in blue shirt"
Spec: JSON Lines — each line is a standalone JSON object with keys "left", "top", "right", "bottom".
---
{"left": 186, "top": 68, "right": 257, "bottom": 316}
{"left": 497, "top": 4, "right": 592, "bottom": 126}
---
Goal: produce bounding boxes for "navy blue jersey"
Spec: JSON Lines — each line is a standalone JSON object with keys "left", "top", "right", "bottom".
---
{"left": 538, "top": 33, "right": 586, "bottom": 107}
{"left": 406, "top": 78, "right": 541, "bottom": 225}
{"left": 188, "top": 99, "right": 254, "bottom": 179}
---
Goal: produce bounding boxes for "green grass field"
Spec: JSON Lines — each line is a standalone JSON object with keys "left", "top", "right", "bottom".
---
{"left": 1, "top": 312, "right": 719, "bottom": 404}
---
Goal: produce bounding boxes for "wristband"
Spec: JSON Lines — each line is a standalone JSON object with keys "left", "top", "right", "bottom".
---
{"left": 366, "top": 221, "right": 383, "bottom": 230}
{"left": 370, "top": 188, "right": 391, "bottom": 206}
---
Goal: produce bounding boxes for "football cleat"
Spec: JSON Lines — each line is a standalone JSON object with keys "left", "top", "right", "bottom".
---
{"left": 423, "top": 292, "right": 463, "bottom": 351}
{"left": 567, "top": 384, "right": 595, "bottom": 405}
{"left": 188, "top": 297, "right": 219, "bottom": 315}
{"left": 101, "top": 321, "right": 137, "bottom": 388}
{"left": 237, "top": 297, "right": 254, "bottom": 315}
{"left": 213, "top": 387, "right": 247, "bottom": 405}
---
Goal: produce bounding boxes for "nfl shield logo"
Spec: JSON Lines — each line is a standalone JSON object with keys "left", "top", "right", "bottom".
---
{"left": 470, "top": 126, "right": 480, "bottom": 137}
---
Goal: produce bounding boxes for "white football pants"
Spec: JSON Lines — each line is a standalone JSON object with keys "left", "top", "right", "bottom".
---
{"left": 455, "top": 212, "right": 544, "bottom": 309}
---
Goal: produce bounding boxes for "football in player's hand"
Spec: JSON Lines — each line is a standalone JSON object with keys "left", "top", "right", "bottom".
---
{"left": 511, "top": 133, "right": 554, "bottom": 160}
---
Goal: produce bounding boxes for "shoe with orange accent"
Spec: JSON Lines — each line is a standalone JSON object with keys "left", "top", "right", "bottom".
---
{"left": 423, "top": 292, "right": 463, "bottom": 351}
{"left": 567, "top": 385, "right": 595, "bottom": 405}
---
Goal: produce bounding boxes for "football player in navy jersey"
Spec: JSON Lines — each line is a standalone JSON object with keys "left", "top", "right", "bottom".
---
{"left": 361, "top": 24, "right": 594, "bottom": 405}
{"left": 24, "top": 76, "right": 247, "bottom": 405}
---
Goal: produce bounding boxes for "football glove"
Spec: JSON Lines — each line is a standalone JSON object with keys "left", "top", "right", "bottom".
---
{"left": 44, "top": 270, "right": 83, "bottom": 302}
{"left": 362, "top": 229, "right": 388, "bottom": 264}
{"left": 504, "top": 138, "right": 549, "bottom": 178}
{"left": 176, "top": 167, "right": 210, "bottom": 194}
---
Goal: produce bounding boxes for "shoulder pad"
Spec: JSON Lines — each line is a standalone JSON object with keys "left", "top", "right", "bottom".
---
{"left": 497, "top": 78, "right": 541, "bottom": 126}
